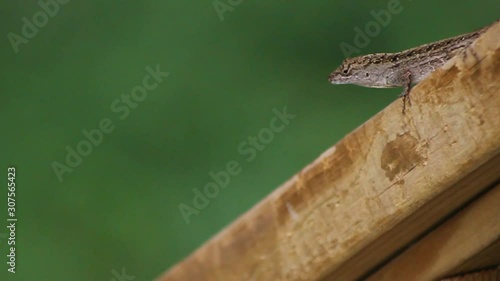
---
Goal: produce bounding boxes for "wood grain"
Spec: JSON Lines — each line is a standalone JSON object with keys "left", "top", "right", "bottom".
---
{"left": 451, "top": 239, "right": 500, "bottom": 275}
{"left": 157, "top": 21, "right": 500, "bottom": 281}
{"left": 366, "top": 184, "right": 500, "bottom": 281}
{"left": 440, "top": 269, "right": 500, "bottom": 281}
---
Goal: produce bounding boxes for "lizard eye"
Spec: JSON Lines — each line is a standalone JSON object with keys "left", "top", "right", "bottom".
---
{"left": 365, "top": 73, "right": 370, "bottom": 77}
{"left": 342, "top": 69, "right": 349, "bottom": 74}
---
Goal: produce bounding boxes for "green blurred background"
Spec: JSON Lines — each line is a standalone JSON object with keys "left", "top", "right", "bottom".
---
{"left": 0, "top": 1, "right": 498, "bottom": 280}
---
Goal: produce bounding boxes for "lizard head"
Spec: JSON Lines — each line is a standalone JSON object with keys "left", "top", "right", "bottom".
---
{"left": 328, "top": 54, "right": 395, "bottom": 88}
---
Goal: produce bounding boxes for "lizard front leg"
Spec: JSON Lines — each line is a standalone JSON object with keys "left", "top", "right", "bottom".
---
{"left": 399, "top": 70, "right": 412, "bottom": 114}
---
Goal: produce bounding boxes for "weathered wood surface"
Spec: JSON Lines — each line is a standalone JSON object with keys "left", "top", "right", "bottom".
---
{"left": 451, "top": 239, "right": 500, "bottom": 276}
{"left": 157, "top": 21, "right": 500, "bottom": 281}
{"left": 440, "top": 269, "right": 500, "bottom": 281}
{"left": 366, "top": 184, "right": 500, "bottom": 281}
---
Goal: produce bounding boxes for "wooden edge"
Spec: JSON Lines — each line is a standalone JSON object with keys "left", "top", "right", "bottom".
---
{"left": 440, "top": 268, "right": 500, "bottom": 281}
{"left": 157, "top": 21, "right": 500, "bottom": 281}
{"left": 323, "top": 154, "right": 500, "bottom": 281}
{"left": 365, "top": 184, "right": 500, "bottom": 281}
{"left": 450, "top": 239, "right": 500, "bottom": 275}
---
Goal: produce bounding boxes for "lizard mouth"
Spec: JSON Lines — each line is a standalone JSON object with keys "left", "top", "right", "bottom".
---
{"left": 328, "top": 72, "right": 346, "bottom": 84}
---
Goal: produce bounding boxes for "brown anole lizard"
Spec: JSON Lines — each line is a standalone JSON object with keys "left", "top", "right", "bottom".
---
{"left": 328, "top": 20, "right": 498, "bottom": 113}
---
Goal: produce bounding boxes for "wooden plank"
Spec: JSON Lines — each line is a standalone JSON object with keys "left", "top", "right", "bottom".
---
{"left": 156, "top": 21, "right": 500, "bottom": 281}
{"left": 323, "top": 154, "right": 500, "bottom": 281}
{"left": 365, "top": 184, "right": 500, "bottom": 281}
{"left": 441, "top": 269, "right": 500, "bottom": 281}
{"left": 450, "top": 239, "right": 500, "bottom": 275}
